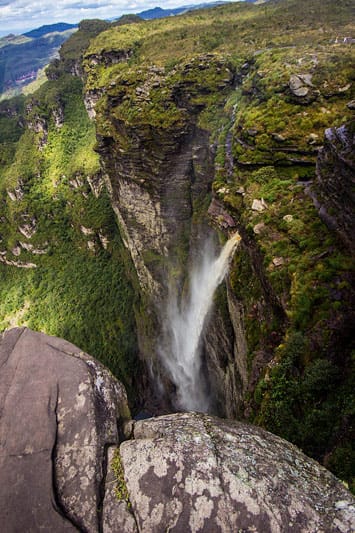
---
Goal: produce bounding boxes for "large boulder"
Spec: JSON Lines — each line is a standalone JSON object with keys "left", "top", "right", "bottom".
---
{"left": 1, "top": 328, "right": 354, "bottom": 532}
{"left": 120, "top": 413, "right": 355, "bottom": 532}
{"left": 0, "top": 327, "right": 131, "bottom": 532}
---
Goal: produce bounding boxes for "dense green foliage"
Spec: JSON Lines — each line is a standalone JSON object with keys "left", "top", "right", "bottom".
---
{"left": 0, "top": 72, "right": 138, "bottom": 394}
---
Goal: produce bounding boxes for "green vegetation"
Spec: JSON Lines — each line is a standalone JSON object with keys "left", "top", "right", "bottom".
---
{"left": 254, "top": 334, "right": 355, "bottom": 492}
{"left": 0, "top": 71, "right": 138, "bottom": 394}
{"left": 0, "top": 96, "right": 25, "bottom": 166}
{"left": 0, "top": 0, "right": 354, "bottom": 491}
{"left": 111, "top": 448, "right": 131, "bottom": 506}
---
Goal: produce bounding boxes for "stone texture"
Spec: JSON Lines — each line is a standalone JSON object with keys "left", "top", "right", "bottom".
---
{"left": 251, "top": 198, "right": 268, "bottom": 212}
{"left": 308, "top": 122, "right": 355, "bottom": 252}
{"left": 203, "top": 283, "right": 248, "bottom": 419}
{"left": 121, "top": 412, "right": 355, "bottom": 533}
{"left": 272, "top": 256, "right": 285, "bottom": 267}
{"left": 289, "top": 73, "right": 316, "bottom": 101}
{"left": 207, "top": 198, "right": 236, "bottom": 229}
{"left": 0, "top": 327, "right": 130, "bottom": 533}
{"left": 253, "top": 222, "right": 266, "bottom": 234}
{"left": 1, "top": 330, "right": 354, "bottom": 532}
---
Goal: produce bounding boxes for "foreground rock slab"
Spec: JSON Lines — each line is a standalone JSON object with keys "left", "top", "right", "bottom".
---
{"left": 0, "top": 327, "right": 131, "bottom": 532}
{"left": 1, "top": 328, "right": 354, "bottom": 532}
{"left": 120, "top": 412, "right": 355, "bottom": 533}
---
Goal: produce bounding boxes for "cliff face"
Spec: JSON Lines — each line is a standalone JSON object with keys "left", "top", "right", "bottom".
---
{"left": 85, "top": 51, "right": 238, "bottom": 384}
{"left": 87, "top": 54, "right": 234, "bottom": 298}
{"left": 309, "top": 121, "right": 355, "bottom": 253}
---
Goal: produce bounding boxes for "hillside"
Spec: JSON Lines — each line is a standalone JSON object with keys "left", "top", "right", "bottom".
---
{"left": 23, "top": 23, "right": 77, "bottom": 39}
{"left": 0, "top": 2, "right": 230, "bottom": 101}
{"left": 0, "top": 0, "right": 354, "bottom": 492}
{"left": 0, "top": 25, "right": 77, "bottom": 100}
{"left": 136, "top": 2, "right": 228, "bottom": 19}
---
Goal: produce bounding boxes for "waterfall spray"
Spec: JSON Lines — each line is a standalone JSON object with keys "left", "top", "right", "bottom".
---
{"left": 160, "top": 232, "right": 241, "bottom": 412}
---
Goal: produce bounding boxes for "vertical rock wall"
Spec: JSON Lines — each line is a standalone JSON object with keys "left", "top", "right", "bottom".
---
{"left": 87, "top": 53, "right": 247, "bottom": 414}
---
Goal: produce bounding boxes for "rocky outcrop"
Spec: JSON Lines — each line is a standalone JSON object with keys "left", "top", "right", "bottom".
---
{"left": 120, "top": 412, "right": 355, "bottom": 532}
{"left": 309, "top": 121, "right": 355, "bottom": 253}
{"left": 0, "top": 254, "right": 37, "bottom": 268}
{"left": 1, "top": 329, "right": 354, "bottom": 533}
{"left": 289, "top": 73, "right": 318, "bottom": 103}
{"left": 207, "top": 198, "right": 236, "bottom": 229}
{"left": 91, "top": 55, "right": 234, "bottom": 300}
{"left": 0, "top": 327, "right": 131, "bottom": 532}
{"left": 203, "top": 283, "right": 249, "bottom": 418}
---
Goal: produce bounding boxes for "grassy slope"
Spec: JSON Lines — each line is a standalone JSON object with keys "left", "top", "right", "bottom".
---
{"left": 85, "top": 0, "right": 354, "bottom": 488}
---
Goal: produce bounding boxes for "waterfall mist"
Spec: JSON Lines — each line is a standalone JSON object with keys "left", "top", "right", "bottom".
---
{"left": 159, "top": 232, "right": 241, "bottom": 413}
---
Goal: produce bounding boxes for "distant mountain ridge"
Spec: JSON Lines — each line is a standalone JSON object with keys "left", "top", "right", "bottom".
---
{"left": 137, "top": 2, "right": 229, "bottom": 19}
{"left": 24, "top": 23, "right": 78, "bottom": 39}
{"left": 0, "top": 25, "right": 77, "bottom": 100}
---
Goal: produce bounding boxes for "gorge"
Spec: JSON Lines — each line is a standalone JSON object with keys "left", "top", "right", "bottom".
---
{"left": 0, "top": 0, "right": 354, "bottom": 520}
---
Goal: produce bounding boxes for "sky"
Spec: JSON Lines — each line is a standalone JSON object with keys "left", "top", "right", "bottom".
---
{"left": 0, "top": 0, "right": 236, "bottom": 36}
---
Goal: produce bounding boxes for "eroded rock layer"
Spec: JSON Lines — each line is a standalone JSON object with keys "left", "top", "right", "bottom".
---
{"left": 310, "top": 121, "right": 355, "bottom": 253}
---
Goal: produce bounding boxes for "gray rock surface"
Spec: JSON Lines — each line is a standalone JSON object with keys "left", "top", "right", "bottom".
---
{"left": 120, "top": 412, "right": 355, "bottom": 533}
{"left": 0, "top": 327, "right": 131, "bottom": 533}
{"left": 289, "top": 73, "right": 314, "bottom": 99}
{"left": 1, "top": 328, "right": 354, "bottom": 532}
{"left": 309, "top": 121, "right": 355, "bottom": 252}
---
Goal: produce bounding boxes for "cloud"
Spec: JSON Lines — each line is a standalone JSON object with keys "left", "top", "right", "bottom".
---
{"left": 0, "top": 0, "right": 235, "bottom": 36}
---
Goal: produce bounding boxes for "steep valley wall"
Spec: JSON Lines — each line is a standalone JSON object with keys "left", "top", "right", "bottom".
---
{"left": 0, "top": 0, "right": 353, "bottom": 490}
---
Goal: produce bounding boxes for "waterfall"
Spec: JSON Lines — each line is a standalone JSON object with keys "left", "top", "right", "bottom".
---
{"left": 159, "top": 232, "right": 241, "bottom": 413}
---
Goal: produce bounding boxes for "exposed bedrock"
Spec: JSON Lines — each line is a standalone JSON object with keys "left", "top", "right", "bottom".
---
{"left": 0, "top": 327, "right": 131, "bottom": 533}
{"left": 122, "top": 412, "right": 355, "bottom": 533}
{"left": 0, "top": 329, "right": 354, "bottom": 533}
{"left": 98, "top": 122, "right": 214, "bottom": 300}
{"left": 309, "top": 121, "right": 355, "bottom": 253}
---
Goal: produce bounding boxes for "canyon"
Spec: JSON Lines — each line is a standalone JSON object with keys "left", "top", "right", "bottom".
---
{"left": 0, "top": 0, "right": 354, "bottom": 506}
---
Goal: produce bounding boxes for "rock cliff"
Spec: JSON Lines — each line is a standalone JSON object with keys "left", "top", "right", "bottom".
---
{"left": 85, "top": 48, "right": 240, "bottom": 399}
{"left": 1, "top": 328, "right": 354, "bottom": 532}
{"left": 88, "top": 54, "right": 234, "bottom": 298}
{"left": 309, "top": 121, "right": 355, "bottom": 253}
